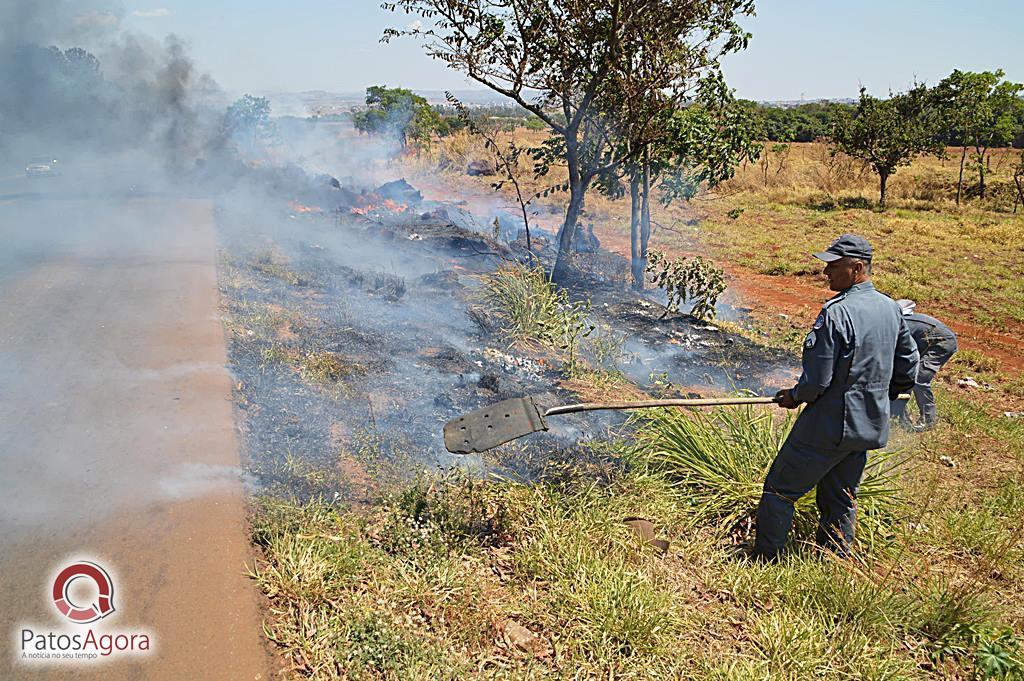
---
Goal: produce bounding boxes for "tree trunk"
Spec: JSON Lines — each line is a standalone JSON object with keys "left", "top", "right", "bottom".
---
{"left": 878, "top": 171, "right": 889, "bottom": 209}
{"left": 1013, "top": 173, "right": 1024, "bottom": 214}
{"left": 629, "top": 173, "right": 643, "bottom": 290}
{"left": 956, "top": 145, "right": 967, "bottom": 206}
{"left": 640, "top": 147, "right": 652, "bottom": 281}
{"left": 552, "top": 144, "right": 585, "bottom": 283}
{"left": 977, "top": 146, "right": 987, "bottom": 199}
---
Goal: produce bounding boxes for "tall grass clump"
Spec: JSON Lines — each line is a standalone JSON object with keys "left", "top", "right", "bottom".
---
{"left": 478, "top": 263, "right": 593, "bottom": 371}
{"left": 629, "top": 405, "right": 906, "bottom": 551}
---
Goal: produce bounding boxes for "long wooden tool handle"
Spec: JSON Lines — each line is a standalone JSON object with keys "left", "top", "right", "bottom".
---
{"left": 544, "top": 396, "right": 779, "bottom": 416}
{"left": 543, "top": 393, "right": 913, "bottom": 417}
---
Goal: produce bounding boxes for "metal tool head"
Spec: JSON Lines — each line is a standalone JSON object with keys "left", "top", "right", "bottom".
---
{"left": 443, "top": 396, "right": 548, "bottom": 454}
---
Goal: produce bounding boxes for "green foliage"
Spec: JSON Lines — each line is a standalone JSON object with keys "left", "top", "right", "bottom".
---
{"left": 478, "top": 263, "right": 594, "bottom": 373}
{"left": 351, "top": 85, "right": 445, "bottom": 148}
{"left": 585, "top": 323, "right": 627, "bottom": 370}
{"left": 524, "top": 114, "right": 546, "bottom": 130}
{"left": 299, "top": 349, "right": 361, "bottom": 384}
{"left": 934, "top": 70, "right": 1024, "bottom": 150}
{"left": 222, "top": 94, "right": 273, "bottom": 149}
{"left": 378, "top": 471, "right": 505, "bottom": 558}
{"left": 646, "top": 250, "right": 727, "bottom": 320}
{"left": 742, "top": 100, "right": 855, "bottom": 143}
{"left": 829, "top": 85, "right": 943, "bottom": 207}
{"left": 975, "top": 630, "right": 1024, "bottom": 679}
{"left": 932, "top": 69, "right": 1024, "bottom": 200}
{"left": 658, "top": 73, "right": 764, "bottom": 203}
{"left": 510, "top": 483, "right": 680, "bottom": 663}
{"left": 629, "top": 405, "right": 905, "bottom": 550}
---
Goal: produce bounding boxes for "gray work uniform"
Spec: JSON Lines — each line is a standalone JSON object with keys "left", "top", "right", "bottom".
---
{"left": 754, "top": 281, "right": 919, "bottom": 558}
{"left": 892, "top": 313, "right": 957, "bottom": 428}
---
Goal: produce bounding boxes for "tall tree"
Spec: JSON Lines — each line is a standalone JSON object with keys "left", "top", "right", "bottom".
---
{"left": 222, "top": 94, "right": 272, "bottom": 151}
{"left": 352, "top": 85, "right": 445, "bottom": 148}
{"left": 829, "top": 85, "right": 941, "bottom": 209}
{"left": 383, "top": 0, "right": 753, "bottom": 281}
{"left": 933, "top": 70, "right": 1024, "bottom": 204}
{"left": 596, "top": 73, "right": 760, "bottom": 289}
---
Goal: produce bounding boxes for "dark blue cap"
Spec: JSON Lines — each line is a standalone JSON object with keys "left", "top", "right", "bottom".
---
{"left": 813, "top": 233, "right": 873, "bottom": 262}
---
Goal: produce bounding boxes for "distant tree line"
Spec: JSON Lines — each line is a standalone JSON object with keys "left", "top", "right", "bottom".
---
{"left": 740, "top": 100, "right": 851, "bottom": 143}
{"left": 348, "top": 87, "right": 550, "bottom": 146}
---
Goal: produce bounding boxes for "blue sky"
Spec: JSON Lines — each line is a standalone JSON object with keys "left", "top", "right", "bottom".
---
{"left": 122, "top": 0, "right": 1024, "bottom": 100}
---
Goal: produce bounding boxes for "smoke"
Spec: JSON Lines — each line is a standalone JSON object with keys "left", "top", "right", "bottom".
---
{"left": 0, "top": 0, "right": 222, "bottom": 174}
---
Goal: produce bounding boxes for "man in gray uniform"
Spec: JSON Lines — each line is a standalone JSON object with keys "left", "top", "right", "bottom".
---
{"left": 891, "top": 300, "right": 957, "bottom": 430}
{"left": 753, "top": 234, "right": 919, "bottom": 560}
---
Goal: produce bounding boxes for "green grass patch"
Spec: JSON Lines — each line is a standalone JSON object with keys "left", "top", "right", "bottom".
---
{"left": 477, "top": 263, "right": 593, "bottom": 373}
{"left": 250, "top": 456, "right": 1024, "bottom": 679}
{"left": 247, "top": 402, "right": 1023, "bottom": 678}
{"left": 628, "top": 405, "right": 906, "bottom": 552}
{"left": 299, "top": 349, "right": 363, "bottom": 384}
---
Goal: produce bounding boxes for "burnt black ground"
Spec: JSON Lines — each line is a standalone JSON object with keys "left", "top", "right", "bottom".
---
{"left": 216, "top": 184, "right": 797, "bottom": 500}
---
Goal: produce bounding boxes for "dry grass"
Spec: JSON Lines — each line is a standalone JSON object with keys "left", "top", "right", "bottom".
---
{"left": 250, "top": 404, "right": 1024, "bottom": 679}
{"left": 414, "top": 136, "right": 1024, "bottom": 335}
{"left": 244, "top": 132, "right": 1024, "bottom": 679}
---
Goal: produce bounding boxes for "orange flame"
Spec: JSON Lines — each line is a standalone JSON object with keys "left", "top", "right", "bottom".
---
{"left": 289, "top": 200, "right": 322, "bottom": 214}
{"left": 350, "top": 200, "right": 408, "bottom": 216}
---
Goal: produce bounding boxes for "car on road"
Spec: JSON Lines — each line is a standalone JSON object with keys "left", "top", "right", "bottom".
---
{"left": 25, "top": 156, "right": 60, "bottom": 178}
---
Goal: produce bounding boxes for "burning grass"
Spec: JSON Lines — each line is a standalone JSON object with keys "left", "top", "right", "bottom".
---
{"left": 221, "top": 160, "right": 1024, "bottom": 678}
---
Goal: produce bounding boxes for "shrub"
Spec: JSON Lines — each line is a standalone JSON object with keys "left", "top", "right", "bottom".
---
{"left": 646, "top": 251, "right": 727, "bottom": 320}
{"left": 478, "top": 263, "right": 593, "bottom": 372}
{"left": 629, "top": 405, "right": 906, "bottom": 550}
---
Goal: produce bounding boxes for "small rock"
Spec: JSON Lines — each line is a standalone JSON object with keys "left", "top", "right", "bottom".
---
{"left": 939, "top": 455, "right": 957, "bottom": 468}
{"left": 1004, "top": 412, "right": 1024, "bottom": 419}
{"left": 957, "top": 377, "right": 980, "bottom": 389}
{"left": 495, "top": 619, "right": 550, "bottom": 658}
{"left": 466, "top": 159, "right": 496, "bottom": 176}
{"left": 777, "top": 313, "right": 789, "bottom": 320}
{"left": 478, "top": 374, "right": 500, "bottom": 392}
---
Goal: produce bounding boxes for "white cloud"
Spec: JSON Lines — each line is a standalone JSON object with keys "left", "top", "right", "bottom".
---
{"left": 133, "top": 8, "right": 173, "bottom": 18}
{"left": 74, "top": 12, "right": 120, "bottom": 28}
{"left": 406, "top": 20, "right": 422, "bottom": 31}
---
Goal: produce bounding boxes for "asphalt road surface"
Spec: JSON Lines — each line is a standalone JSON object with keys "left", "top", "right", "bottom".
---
{"left": 0, "top": 179, "right": 270, "bottom": 679}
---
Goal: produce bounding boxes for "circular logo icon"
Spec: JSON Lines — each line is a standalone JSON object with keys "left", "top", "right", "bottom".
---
{"left": 52, "top": 561, "right": 116, "bottom": 624}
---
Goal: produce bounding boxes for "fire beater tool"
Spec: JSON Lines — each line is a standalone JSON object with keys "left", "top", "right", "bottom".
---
{"left": 444, "top": 394, "right": 913, "bottom": 454}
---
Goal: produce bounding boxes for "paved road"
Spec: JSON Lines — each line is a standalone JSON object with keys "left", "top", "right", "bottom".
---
{"left": 0, "top": 189, "right": 270, "bottom": 679}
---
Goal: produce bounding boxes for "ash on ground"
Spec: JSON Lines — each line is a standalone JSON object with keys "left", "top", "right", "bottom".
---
{"left": 217, "top": 176, "right": 797, "bottom": 503}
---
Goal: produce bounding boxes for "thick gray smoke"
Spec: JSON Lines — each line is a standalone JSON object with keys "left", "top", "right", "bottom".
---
{"left": 0, "top": 0, "right": 222, "bottom": 174}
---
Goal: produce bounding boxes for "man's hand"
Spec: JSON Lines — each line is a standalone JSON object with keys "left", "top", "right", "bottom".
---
{"left": 775, "top": 389, "right": 799, "bottom": 410}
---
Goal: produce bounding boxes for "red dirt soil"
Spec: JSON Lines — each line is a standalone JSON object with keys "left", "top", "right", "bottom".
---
{"left": 591, "top": 221, "right": 1024, "bottom": 374}
{"left": 416, "top": 172, "right": 1024, "bottom": 374}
